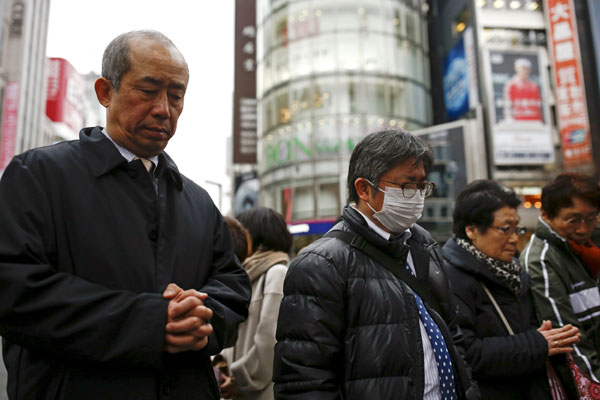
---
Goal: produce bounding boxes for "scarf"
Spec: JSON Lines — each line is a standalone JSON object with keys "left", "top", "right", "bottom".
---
{"left": 569, "top": 239, "right": 600, "bottom": 280}
{"left": 456, "top": 238, "right": 523, "bottom": 295}
{"left": 242, "top": 250, "right": 289, "bottom": 282}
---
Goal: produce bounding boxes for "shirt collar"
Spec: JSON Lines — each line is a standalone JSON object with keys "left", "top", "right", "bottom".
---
{"left": 102, "top": 129, "right": 159, "bottom": 168}
{"left": 80, "top": 127, "right": 183, "bottom": 191}
{"left": 351, "top": 205, "right": 411, "bottom": 243}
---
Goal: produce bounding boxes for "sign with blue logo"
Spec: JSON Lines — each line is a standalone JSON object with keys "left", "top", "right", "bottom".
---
{"left": 443, "top": 37, "right": 469, "bottom": 121}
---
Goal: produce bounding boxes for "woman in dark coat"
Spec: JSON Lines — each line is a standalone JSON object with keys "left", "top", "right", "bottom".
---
{"left": 441, "top": 180, "right": 580, "bottom": 399}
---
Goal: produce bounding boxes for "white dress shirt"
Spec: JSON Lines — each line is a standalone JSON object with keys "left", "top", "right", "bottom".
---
{"left": 102, "top": 130, "right": 159, "bottom": 192}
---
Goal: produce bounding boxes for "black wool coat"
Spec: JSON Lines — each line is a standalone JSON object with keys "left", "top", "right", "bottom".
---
{"left": 441, "top": 238, "right": 551, "bottom": 400}
{"left": 0, "top": 127, "right": 251, "bottom": 400}
{"left": 273, "top": 206, "right": 479, "bottom": 400}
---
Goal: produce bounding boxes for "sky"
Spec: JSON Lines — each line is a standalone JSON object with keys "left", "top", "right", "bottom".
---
{"left": 46, "top": 0, "right": 235, "bottom": 213}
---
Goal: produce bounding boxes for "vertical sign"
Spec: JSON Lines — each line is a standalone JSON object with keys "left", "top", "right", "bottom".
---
{"left": 0, "top": 82, "right": 20, "bottom": 171}
{"left": 545, "top": 0, "right": 594, "bottom": 168}
{"left": 233, "top": 0, "right": 257, "bottom": 164}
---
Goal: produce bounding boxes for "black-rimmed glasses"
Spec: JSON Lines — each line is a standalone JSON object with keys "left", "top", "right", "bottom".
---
{"left": 378, "top": 180, "right": 436, "bottom": 198}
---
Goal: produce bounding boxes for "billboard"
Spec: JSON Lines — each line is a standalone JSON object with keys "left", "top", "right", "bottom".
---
{"left": 232, "top": 0, "right": 257, "bottom": 164}
{"left": 545, "top": 0, "right": 594, "bottom": 168}
{"left": 486, "top": 49, "right": 555, "bottom": 165}
{"left": 46, "top": 58, "right": 85, "bottom": 134}
{"left": 0, "top": 82, "right": 20, "bottom": 171}
{"left": 443, "top": 27, "right": 479, "bottom": 121}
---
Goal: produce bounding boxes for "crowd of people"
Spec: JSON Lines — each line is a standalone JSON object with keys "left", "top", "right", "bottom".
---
{"left": 0, "top": 29, "right": 598, "bottom": 400}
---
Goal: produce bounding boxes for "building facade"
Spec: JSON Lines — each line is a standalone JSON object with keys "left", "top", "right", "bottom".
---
{"left": 255, "top": 0, "right": 432, "bottom": 242}
{"left": 0, "top": 0, "right": 51, "bottom": 172}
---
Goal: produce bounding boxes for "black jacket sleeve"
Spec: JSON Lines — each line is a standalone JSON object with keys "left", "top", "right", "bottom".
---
{"left": 453, "top": 285, "right": 548, "bottom": 379}
{"left": 273, "top": 249, "right": 345, "bottom": 400}
{"left": 202, "top": 211, "right": 251, "bottom": 355}
{"left": 0, "top": 157, "right": 169, "bottom": 368}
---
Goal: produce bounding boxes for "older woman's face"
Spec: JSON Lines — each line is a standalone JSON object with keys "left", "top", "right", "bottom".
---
{"left": 467, "top": 206, "right": 520, "bottom": 263}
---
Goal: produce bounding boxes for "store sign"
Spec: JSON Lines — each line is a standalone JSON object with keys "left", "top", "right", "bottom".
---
{"left": 545, "top": 0, "right": 593, "bottom": 168}
{"left": 232, "top": 0, "right": 257, "bottom": 164}
{"left": 46, "top": 58, "right": 85, "bottom": 134}
{"left": 264, "top": 135, "right": 359, "bottom": 169}
{"left": 486, "top": 49, "right": 555, "bottom": 165}
{"left": 0, "top": 82, "right": 20, "bottom": 171}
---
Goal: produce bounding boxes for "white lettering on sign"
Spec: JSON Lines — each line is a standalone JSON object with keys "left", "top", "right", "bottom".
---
{"left": 551, "top": 2, "right": 569, "bottom": 22}
{"left": 558, "top": 66, "right": 576, "bottom": 84}
{"left": 555, "top": 41, "right": 575, "bottom": 62}
{"left": 553, "top": 21, "right": 572, "bottom": 41}
{"left": 242, "top": 25, "right": 256, "bottom": 38}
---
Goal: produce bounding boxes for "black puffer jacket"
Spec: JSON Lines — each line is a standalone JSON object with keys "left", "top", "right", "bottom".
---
{"left": 273, "top": 207, "right": 478, "bottom": 399}
{"left": 441, "top": 238, "right": 551, "bottom": 400}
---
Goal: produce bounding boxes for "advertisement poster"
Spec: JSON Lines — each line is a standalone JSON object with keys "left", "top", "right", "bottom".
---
{"left": 487, "top": 49, "right": 555, "bottom": 165}
{"left": 233, "top": 171, "right": 259, "bottom": 217}
{"left": 545, "top": 0, "right": 593, "bottom": 168}
{"left": 443, "top": 36, "right": 469, "bottom": 120}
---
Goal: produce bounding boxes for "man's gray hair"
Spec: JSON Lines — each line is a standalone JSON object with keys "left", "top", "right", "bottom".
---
{"left": 101, "top": 30, "right": 186, "bottom": 90}
{"left": 346, "top": 129, "right": 434, "bottom": 204}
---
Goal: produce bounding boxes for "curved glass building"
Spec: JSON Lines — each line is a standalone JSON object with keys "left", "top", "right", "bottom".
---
{"left": 256, "top": 0, "right": 432, "bottom": 230}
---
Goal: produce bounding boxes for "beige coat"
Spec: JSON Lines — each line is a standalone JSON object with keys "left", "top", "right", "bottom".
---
{"left": 223, "top": 263, "right": 287, "bottom": 400}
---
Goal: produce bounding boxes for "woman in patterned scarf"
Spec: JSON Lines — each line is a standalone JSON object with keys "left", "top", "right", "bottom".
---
{"left": 441, "top": 180, "right": 580, "bottom": 400}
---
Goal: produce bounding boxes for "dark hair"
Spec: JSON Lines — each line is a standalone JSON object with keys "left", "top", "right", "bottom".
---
{"left": 347, "top": 129, "right": 434, "bottom": 204}
{"left": 224, "top": 216, "right": 250, "bottom": 263}
{"left": 541, "top": 172, "right": 600, "bottom": 218}
{"left": 453, "top": 180, "right": 521, "bottom": 240}
{"left": 102, "top": 30, "right": 187, "bottom": 90}
{"left": 236, "top": 207, "right": 292, "bottom": 254}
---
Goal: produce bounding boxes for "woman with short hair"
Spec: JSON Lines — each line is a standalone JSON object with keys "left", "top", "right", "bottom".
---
{"left": 442, "top": 180, "right": 580, "bottom": 399}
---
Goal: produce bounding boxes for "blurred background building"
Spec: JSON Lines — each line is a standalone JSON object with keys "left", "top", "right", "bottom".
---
{"left": 231, "top": 0, "right": 600, "bottom": 250}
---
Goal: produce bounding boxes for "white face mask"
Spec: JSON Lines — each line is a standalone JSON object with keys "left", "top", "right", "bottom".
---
{"left": 365, "top": 181, "right": 425, "bottom": 233}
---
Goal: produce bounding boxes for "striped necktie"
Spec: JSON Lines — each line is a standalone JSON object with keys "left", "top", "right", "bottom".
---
{"left": 406, "top": 261, "right": 458, "bottom": 400}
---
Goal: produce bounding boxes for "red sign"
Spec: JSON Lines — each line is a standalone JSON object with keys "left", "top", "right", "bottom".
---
{"left": 0, "top": 82, "right": 20, "bottom": 171}
{"left": 545, "top": 0, "right": 593, "bottom": 168}
{"left": 46, "top": 58, "right": 84, "bottom": 134}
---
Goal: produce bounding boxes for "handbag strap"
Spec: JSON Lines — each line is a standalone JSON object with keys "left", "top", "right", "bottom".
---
{"left": 324, "top": 230, "right": 442, "bottom": 316}
{"left": 479, "top": 281, "right": 514, "bottom": 336}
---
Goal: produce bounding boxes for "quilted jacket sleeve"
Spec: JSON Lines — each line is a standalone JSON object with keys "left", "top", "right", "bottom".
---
{"left": 273, "top": 248, "right": 346, "bottom": 400}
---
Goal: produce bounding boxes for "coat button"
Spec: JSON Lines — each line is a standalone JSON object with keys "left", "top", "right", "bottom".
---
{"left": 148, "top": 229, "right": 158, "bottom": 241}
{"left": 127, "top": 167, "right": 137, "bottom": 178}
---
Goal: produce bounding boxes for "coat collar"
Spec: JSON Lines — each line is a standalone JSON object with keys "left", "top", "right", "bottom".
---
{"left": 80, "top": 126, "right": 183, "bottom": 191}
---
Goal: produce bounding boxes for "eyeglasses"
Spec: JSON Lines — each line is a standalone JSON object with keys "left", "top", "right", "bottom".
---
{"left": 494, "top": 225, "right": 527, "bottom": 236}
{"left": 563, "top": 213, "right": 600, "bottom": 228}
{"left": 379, "top": 180, "right": 436, "bottom": 198}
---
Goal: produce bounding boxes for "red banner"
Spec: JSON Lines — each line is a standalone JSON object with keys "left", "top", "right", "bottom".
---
{"left": 0, "top": 82, "right": 20, "bottom": 171}
{"left": 545, "top": 0, "right": 593, "bottom": 168}
{"left": 46, "top": 58, "right": 84, "bottom": 133}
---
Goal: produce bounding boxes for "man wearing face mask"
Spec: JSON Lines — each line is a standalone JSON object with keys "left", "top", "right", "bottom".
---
{"left": 273, "top": 130, "right": 479, "bottom": 400}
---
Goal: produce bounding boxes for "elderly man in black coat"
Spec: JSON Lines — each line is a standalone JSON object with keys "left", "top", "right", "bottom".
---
{"left": 273, "top": 129, "right": 479, "bottom": 400}
{"left": 0, "top": 30, "right": 251, "bottom": 399}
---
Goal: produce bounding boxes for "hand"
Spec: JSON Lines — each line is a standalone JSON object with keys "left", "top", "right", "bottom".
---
{"left": 220, "top": 372, "right": 243, "bottom": 399}
{"left": 537, "top": 320, "right": 581, "bottom": 356}
{"left": 162, "top": 283, "right": 214, "bottom": 353}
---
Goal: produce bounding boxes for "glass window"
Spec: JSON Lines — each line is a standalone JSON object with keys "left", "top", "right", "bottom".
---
{"left": 318, "top": 179, "right": 340, "bottom": 217}
{"left": 292, "top": 183, "right": 315, "bottom": 220}
{"left": 337, "top": 32, "right": 361, "bottom": 71}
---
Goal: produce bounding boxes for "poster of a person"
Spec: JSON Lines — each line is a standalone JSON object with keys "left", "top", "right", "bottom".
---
{"left": 503, "top": 57, "right": 543, "bottom": 121}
